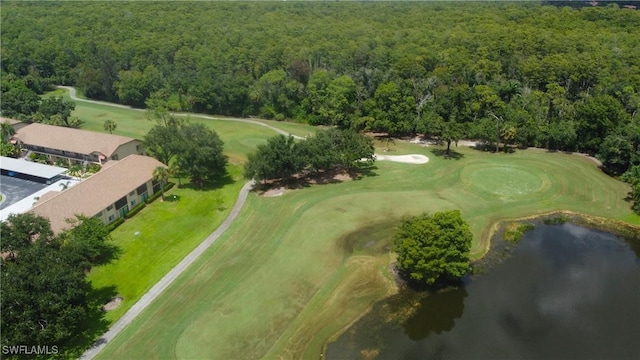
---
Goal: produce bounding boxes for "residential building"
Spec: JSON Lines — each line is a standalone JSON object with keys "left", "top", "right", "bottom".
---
{"left": 0, "top": 117, "right": 29, "bottom": 132}
{"left": 12, "top": 123, "right": 144, "bottom": 165}
{"left": 30, "top": 155, "right": 166, "bottom": 234}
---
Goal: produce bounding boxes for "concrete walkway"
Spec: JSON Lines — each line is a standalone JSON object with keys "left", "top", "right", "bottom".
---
{"left": 80, "top": 180, "right": 255, "bottom": 359}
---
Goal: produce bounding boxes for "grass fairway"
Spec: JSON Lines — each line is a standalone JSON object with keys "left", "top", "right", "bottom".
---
{"left": 39, "top": 90, "right": 317, "bottom": 328}
{"left": 45, "top": 88, "right": 316, "bottom": 163}
{"left": 96, "top": 143, "right": 635, "bottom": 360}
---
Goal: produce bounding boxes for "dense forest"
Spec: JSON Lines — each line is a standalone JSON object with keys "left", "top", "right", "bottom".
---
{"left": 1, "top": 2, "right": 639, "bottom": 175}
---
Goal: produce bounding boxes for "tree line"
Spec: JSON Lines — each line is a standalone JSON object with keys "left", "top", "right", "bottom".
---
{"left": 1, "top": 1, "right": 638, "bottom": 206}
{"left": 244, "top": 128, "right": 375, "bottom": 183}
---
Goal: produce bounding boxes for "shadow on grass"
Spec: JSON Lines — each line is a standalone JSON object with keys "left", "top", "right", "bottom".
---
{"left": 472, "top": 143, "right": 517, "bottom": 153}
{"left": 179, "top": 172, "right": 235, "bottom": 191}
{"left": 252, "top": 164, "right": 378, "bottom": 193}
{"left": 165, "top": 194, "right": 181, "bottom": 202}
{"left": 64, "top": 285, "right": 118, "bottom": 358}
{"left": 431, "top": 149, "right": 465, "bottom": 160}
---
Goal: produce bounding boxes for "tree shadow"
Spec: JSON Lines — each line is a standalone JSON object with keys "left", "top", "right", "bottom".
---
{"left": 472, "top": 143, "right": 517, "bottom": 153}
{"left": 251, "top": 165, "right": 379, "bottom": 193}
{"left": 431, "top": 149, "right": 464, "bottom": 160}
{"left": 64, "top": 285, "right": 118, "bottom": 358}
{"left": 180, "top": 172, "right": 235, "bottom": 191}
{"left": 165, "top": 194, "right": 181, "bottom": 202}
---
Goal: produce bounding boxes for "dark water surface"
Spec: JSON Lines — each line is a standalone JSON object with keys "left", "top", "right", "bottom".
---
{"left": 326, "top": 223, "right": 640, "bottom": 360}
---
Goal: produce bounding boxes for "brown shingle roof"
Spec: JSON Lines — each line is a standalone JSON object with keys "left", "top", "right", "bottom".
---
{"left": 14, "top": 123, "right": 139, "bottom": 158}
{"left": 1, "top": 117, "right": 22, "bottom": 126}
{"left": 30, "top": 155, "right": 165, "bottom": 234}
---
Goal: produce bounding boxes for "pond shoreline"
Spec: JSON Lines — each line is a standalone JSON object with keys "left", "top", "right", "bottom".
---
{"left": 321, "top": 211, "right": 640, "bottom": 358}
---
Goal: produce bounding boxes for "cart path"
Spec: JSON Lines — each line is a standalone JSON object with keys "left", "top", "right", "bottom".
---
{"left": 79, "top": 179, "right": 255, "bottom": 360}
{"left": 57, "top": 86, "right": 304, "bottom": 139}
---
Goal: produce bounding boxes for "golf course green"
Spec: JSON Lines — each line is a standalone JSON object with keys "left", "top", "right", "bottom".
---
{"left": 50, "top": 88, "right": 637, "bottom": 359}
{"left": 94, "top": 140, "right": 635, "bottom": 359}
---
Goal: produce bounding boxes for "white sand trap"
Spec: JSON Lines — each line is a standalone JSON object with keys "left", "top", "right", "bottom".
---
{"left": 374, "top": 154, "right": 429, "bottom": 164}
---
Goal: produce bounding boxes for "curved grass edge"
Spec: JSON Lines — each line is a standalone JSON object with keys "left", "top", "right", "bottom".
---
{"left": 320, "top": 210, "right": 640, "bottom": 356}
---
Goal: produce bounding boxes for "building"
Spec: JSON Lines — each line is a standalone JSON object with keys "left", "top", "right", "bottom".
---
{"left": 30, "top": 155, "right": 166, "bottom": 234}
{"left": 12, "top": 123, "right": 144, "bottom": 165}
{"left": 0, "top": 156, "right": 67, "bottom": 184}
{"left": 1, "top": 117, "right": 29, "bottom": 132}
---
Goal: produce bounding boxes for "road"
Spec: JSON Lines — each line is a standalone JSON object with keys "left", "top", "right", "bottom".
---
{"left": 57, "top": 86, "right": 304, "bottom": 139}
{"left": 79, "top": 179, "right": 255, "bottom": 360}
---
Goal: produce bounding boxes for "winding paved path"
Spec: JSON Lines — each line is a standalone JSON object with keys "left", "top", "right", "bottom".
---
{"left": 62, "top": 88, "right": 289, "bottom": 358}
{"left": 80, "top": 180, "right": 255, "bottom": 360}
{"left": 57, "top": 86, "right": 304, "bottom": 139}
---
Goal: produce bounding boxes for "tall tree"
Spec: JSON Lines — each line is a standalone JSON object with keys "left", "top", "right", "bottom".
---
{"left": 175, "top": 123, "right": 228, "bottom": 186}
{"left": 393, "top": 210, "right": 473, "bottom": 286}
{"left": 144, "top": 124, "right": 182, "bottom": 165}
{"left": 243, "top": 134, "right": 301, "bottom": 182}
{"left": 0, "top": 214, "right": 115, "bottom": 353}
{"left": 37, "top": 96, "right": 76, "bottom": 125}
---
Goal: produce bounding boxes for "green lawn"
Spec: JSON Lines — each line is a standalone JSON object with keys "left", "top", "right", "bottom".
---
{"left": 97, "top": 143, "right": 637, "bottom": 360}
{"left": 38, "top": 89, "right": 318, "bottom": 337}
{"left": 87, "top": 165, "right": 245, "bottom": 323}
{"left": 46, "top": 88, "right": 316, "bottom": 163}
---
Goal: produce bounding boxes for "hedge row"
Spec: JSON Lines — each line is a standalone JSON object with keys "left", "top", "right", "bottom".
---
{"left": 144, "top": 182, "right": 175, "bottom": 204}
{"left": 106, "top": 182, "right": 175, "bottom": 232}
{"left": 106, "top": 217, "right": 124, "bottom": 232}
{"left": 125, "top": 202, "right": 146, "bottom": 219}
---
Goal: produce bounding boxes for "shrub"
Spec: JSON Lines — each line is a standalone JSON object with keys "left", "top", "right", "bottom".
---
{"left": 86, "top": 163, "right": 102, "bottom": 173}
{"left": 106, "top": 217, "right": 125, "bottom": 232}
{"left": 145, "top": 191, "right": 162, "bottom": 204}
{"left": 125, "top": 203, "right": 146, "bottom": 219}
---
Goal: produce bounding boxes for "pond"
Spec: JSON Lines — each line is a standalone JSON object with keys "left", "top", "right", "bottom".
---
{"left": 326, "top": 223, "right": 640, "bottom": 360}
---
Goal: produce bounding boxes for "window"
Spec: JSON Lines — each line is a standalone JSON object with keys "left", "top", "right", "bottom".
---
{"left": 107, "top": 204, "right": 114, "bottom": 211}
{"left": 96, "top": 211, "right": 103, "bottom": 217}
{"left": 137, "top": 183, "right": 148, "bottom": 195}
{"left": 108, "top": 214, "right": 115, "bottom": 222}
{"left": 131, "top": 199, "right": 136, "bottom": 207}
{"left": 129, "top": 191, "right": 135, "bottom": 196}
{"left": 115, "top": 196, "right": 127, "bottom": 209}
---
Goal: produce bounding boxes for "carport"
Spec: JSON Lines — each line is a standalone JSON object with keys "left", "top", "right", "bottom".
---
{"left": 0, "top": 156, "right": 67, "bottom": 184}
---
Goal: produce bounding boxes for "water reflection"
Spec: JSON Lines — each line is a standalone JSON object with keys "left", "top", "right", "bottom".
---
{"left": 402, "top": 287, "right": 467, "bottom": 341}
{"left": 327, "top": 223, "right": 640, "bottom": 360}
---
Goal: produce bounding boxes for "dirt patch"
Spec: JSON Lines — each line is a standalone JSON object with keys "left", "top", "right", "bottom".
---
{"left": 102, "top": 296, "right": 123, "bottom": 311}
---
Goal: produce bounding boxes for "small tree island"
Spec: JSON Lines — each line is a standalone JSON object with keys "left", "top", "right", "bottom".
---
{"left": 393, "top": 210, "right": 473, "bottom": 287}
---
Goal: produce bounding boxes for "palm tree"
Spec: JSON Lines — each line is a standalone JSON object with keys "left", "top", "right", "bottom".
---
{"left": 103, "top": 119, "right": 118, "bottom": 134}
{"left": 152, "top": 166, "right": 170, "bottom": 201}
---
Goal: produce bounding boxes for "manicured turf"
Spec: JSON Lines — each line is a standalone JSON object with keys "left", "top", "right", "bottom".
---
{"left": 39, "top": 90, "right": 317, "bottom": 326}
{"left": 96, "top": 142, "right": 636, "bottom": 360}
{"left": 87, "top": 165, "right": 245, "bottom": 323}
{"left": 45, "top": 88, "right": 317, "bottom": 163}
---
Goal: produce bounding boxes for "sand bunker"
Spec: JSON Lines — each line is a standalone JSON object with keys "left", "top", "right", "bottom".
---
{"left": 262, "top": 187, "right": 286, "bottom": 197}
{"left": 374, "top": 154, "right": 429, "bottom": 164}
